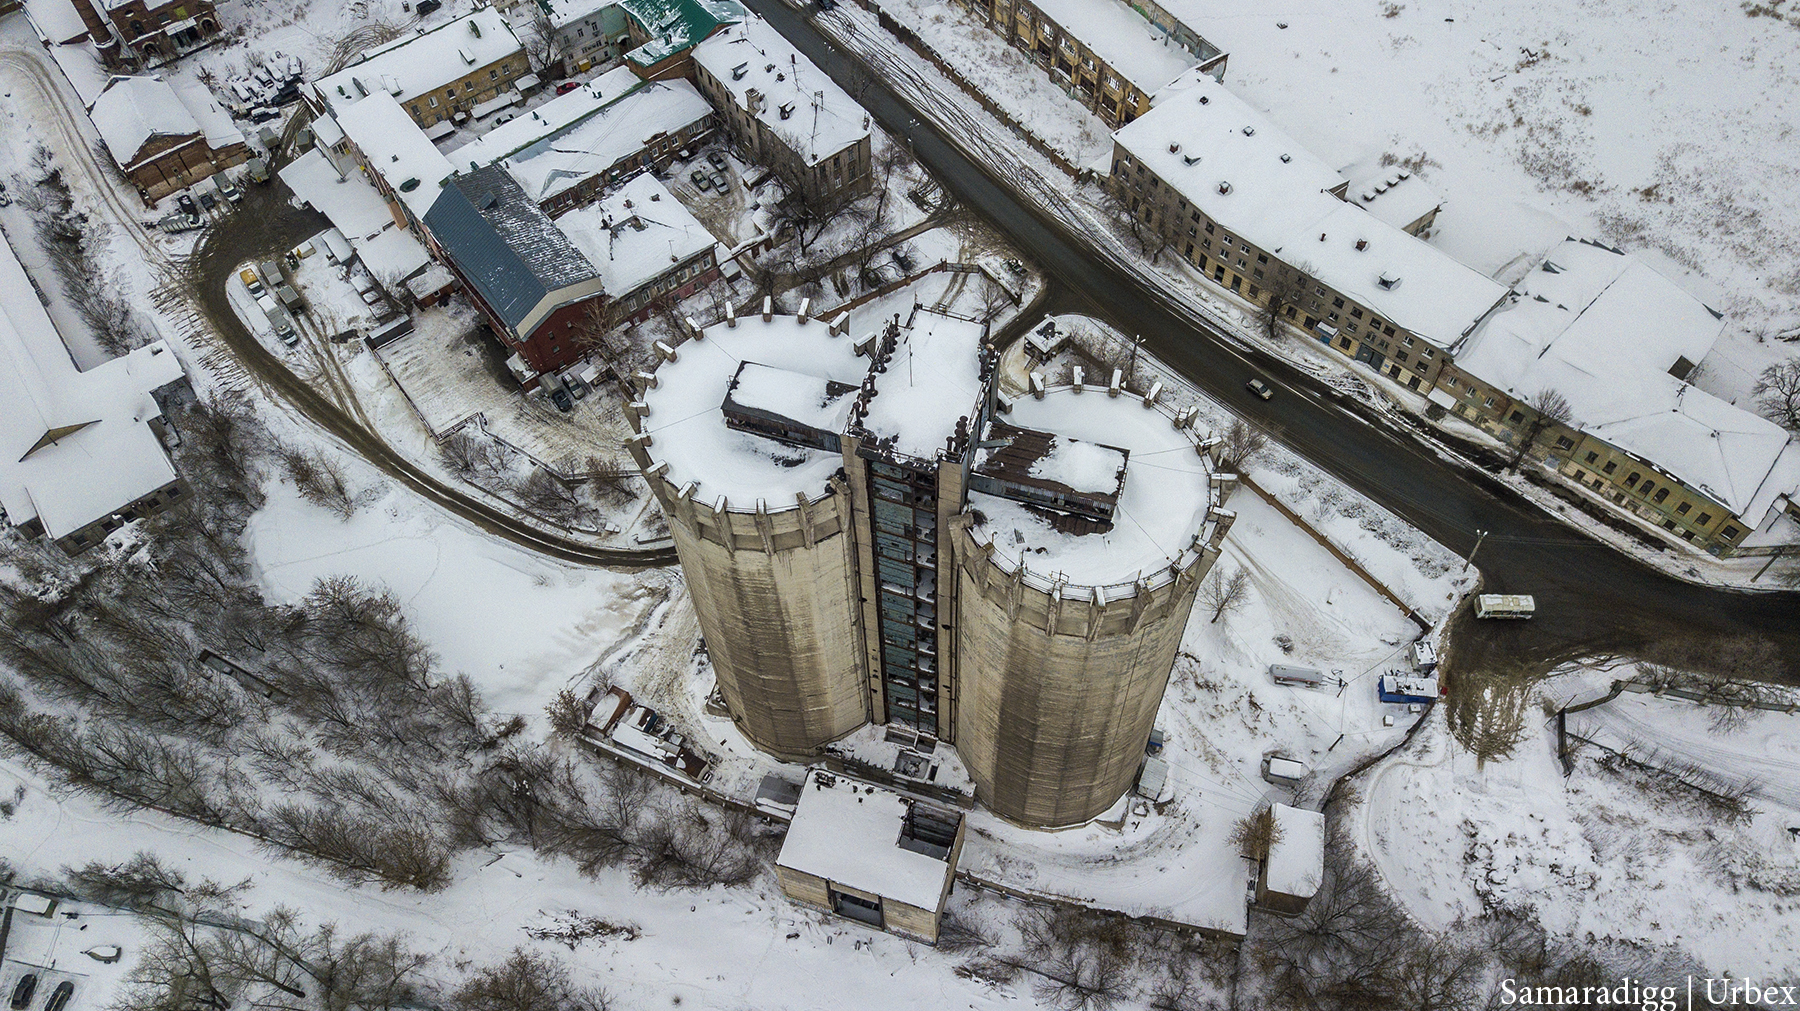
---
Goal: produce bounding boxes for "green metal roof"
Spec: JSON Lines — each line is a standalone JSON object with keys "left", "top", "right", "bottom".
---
{"left": 619, "top": 0, "right": 745, "bottom": 66}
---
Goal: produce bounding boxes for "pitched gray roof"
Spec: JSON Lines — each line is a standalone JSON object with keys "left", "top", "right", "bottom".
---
{"left": 424, "top": 165, "right": 598, "bottom": 331}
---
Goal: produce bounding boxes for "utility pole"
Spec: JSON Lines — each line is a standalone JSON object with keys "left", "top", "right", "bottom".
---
{"left": 1464, "top": 528, "right": 1489, "bottom": 573}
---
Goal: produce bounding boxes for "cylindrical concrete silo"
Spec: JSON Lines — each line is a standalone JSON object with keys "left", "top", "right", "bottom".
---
{"left": 951, "top": 385, "right": 1232, "bottom": 826}
{"left": 626, "top": 312, "right": 875, "bottom": 758}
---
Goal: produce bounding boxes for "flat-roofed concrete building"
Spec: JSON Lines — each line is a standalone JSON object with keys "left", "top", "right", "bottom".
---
{"left": 626, "top": 307, "right": 1231, "bottom": 827}
{"left": 776, "top": 770, "right": 965, "bottom": 943}
{"left": 310, "top": 8, "right": 530, "bottom": 131}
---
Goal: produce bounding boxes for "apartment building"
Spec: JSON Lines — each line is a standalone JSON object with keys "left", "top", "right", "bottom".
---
{"left": 617, "top": 0, "right": 744, "bottom": 80}
{"left": 1109, "top": 71, "right": 1507, "bottom": 393}
{"left": 958, "top": 0, "right": 1224, "bottom": 128}
{"left": 691, "top": 15, "right": 871, "bottom": 205}
{"left": 310, "top": 8, "right": 530, "bottom": 130}
{"left": 1445, "top": 238, "right": 1800, "bottom": 555}
{"left": 543, "top": 0, "right": 633, "bottom": 74}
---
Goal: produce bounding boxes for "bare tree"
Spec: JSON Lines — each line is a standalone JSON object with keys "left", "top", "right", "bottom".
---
{"left": 452, "top": 948, "right": 611, "bottom": 1011}
{"left": 1214, "top": 417, "right": 1274, "bottom": 473}
{"left": 1754, "top": 358, "right": 1800, "bottom": 431}
{"left": 1506, "top": 387, "right": 1574, "bottom": 471}
{"left": 1257, "top": 261, "right": 1318, "bottom": 345}
{"left": 545, "top": 688, "right": 590, "bottom": 739}
{"left": 1229, "top": 806, "right": 1281, "bottom": 857}
{"left": 278, "top": 444, "right": 355, "bottom": 519}
{"left": 1198, "top": 568, "right": 1251, "bottom": 625}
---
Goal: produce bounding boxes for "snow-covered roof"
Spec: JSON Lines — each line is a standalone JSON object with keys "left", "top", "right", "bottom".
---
{"left": 1115, "top": 72, "right": 1345, "bottom": 257}
{"left": 1265, "top": 804, "right": 1324, "bottom": 899}
{"left": 25, "top": 0, "right": 91, "bottom": 46}
{"left": 726, "top": 361, "right": 856, "bottom": 434}
{"left": 777, "top": 770, "right": 959, "bottom": 911}
{"left": 640, "top": 313, "right": 870, "bottom": 504}
{"left": 278, "top": 150, "right": 432, "bottom": 284}
{"left": 171, "top": 78, "right": 247, "bottom": 151}
{"left": 1455, "top": 239, "right": 1794, "bottom": 516}
{"left": 555, "top": 172, "right": 716, "bottom": 296}
{"left": 1025, "top": 0, "right": 1196, "bottom": 96}
{"left": 545, "top": 0, "right": 622, "bottom": 29}
{"left": 333, "top": 91, "right": 453, "bottom": 219}
{"left": 1347, "top": 167, "right": 1441, "bottom": 233}
{"left": 1118, "top": 73, "right": 1504, "bottom": 345}
{"left": 91, "top": 76, "right": 203, "bottom": 168}
{"left": 967, "top": 382, "right": 1213, "bottom": 589}
{"left": 47, "top": 42, "right": 109, "bottom": 108}
{"left": 455, "top": 69, "right": 712, "bottom": 205}
{"left": 859, "top": 308, "right": 988, "bottom": 461}
{"left": 311, "top": 8, "right": 523, "bottom": 116}
{"left": 692, "top": 15, "right": 869, "bottom": 166}
{"left": 619, "top": 0, "right": 745, "bottom": 67}
{"left": 1288, "top": 202, "right": 1508, "bottom": 347}
{"left": 0, "top": 234, "right": 186, "bottom": 540}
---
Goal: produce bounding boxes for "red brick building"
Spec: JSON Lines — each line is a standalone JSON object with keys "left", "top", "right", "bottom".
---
{"left": 69, "top": 0, "right": 221, "bottom": 66}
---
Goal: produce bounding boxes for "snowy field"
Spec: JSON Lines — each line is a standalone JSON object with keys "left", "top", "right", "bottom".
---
{"left": 1355, "top": 666, "right": 1800, "bottom": 978}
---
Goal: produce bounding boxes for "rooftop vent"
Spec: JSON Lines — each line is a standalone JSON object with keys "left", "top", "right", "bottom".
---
{"left": 469, "top": 18, "right": 482, "bottom": 37}
{"left": 1280, "top": 153, "right": 1292, "bottom": 163}
{"left": 1182, "top": 154, "right": 1200, "bottom": 166}
{"left": 479, "top": 191, "right": 498, "bottom": 210}
{"left": 1218, "top": 181, "right": 1232, "bottom": 194}
{"left": 458, "top": 46, "right": 475, "bottom": 65}
{"left": 779, "top": 102, "right": 794, "bottom": 119}
{"left": 1377, "top": 272, "right": 1401, "bottom": 290}
{"left": 1169, "top": 142, "right": 1180, "bottom": 154}
{"left": 399, "top": 177, "right": 420, "bottom": 192}
{"left": 1242, "top": 125, "right": 1255, "bottom": 136}
{"left": 732, "top": 62, "right": 748, "bottom": 80}
{"left": 1199, "top": 95, "right": 1209, "bottom": 104}
{"left": 1355, "top": 239, "right": 1368, "bottom": 251}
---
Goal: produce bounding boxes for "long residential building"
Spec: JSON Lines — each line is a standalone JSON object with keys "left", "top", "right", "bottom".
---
{"left": 1107, "top": 69, "right": 1799, "bottom": 555}
{"left": 691, "top": 14, "right": 871, "bottom": 205}
{"left": 955, "top": 0, "right": 1225, "bottom": 128}
{"left": 624, "top": 307, "right": 1233, "bottom": 827}
{"left": 309, "top": 7, "right": 531, "bottom": 131}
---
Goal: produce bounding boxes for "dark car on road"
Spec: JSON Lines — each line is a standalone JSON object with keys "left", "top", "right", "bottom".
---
{"left": 43, "top": 983, "right": 73, "bottom": 1011}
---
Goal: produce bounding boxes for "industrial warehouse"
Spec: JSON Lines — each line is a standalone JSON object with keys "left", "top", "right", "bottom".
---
{"left": 623, "top": 304, "right": 1235, "bottom": 829}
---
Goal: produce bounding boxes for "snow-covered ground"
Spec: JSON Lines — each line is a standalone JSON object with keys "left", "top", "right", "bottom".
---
{"left": 1355, "top": 666, "right": 1800, "bottom": 978}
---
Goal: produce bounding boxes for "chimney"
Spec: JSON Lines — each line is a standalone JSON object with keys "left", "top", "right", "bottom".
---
{"left": 797, "top": 297, "right": 810, "bottom": 323}
{"left": 726, "top": 303, "right": 737, "bottom": 327}
{"left": 761, "top": 296, "right": 773, "bottom": 322}
{"left": 1072, "top": 365, "right": 1085, "bottom": 391}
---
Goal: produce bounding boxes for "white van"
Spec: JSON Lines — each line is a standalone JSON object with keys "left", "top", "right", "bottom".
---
{"left": 1474, "top": 594, "right": 1535, "bottom": 619}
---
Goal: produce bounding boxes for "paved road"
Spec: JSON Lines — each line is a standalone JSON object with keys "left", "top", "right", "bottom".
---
{"left": 177, "top": 183, "right": 678, "bottom": 570}
{"left": 743, "top": 0, "right": 1800, "bottom": 677}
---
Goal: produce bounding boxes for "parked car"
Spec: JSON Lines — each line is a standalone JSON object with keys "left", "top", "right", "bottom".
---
{"left": 43, "top": 983, "right": 73, "bottom": 1011}
{"left": 709, "top": 170, "right": 728, "bottom": 190}
{"left": 276, "top": 283, "right": 306, "bottom": 313}
{"left": 244, "top": 157, "right": 270, "bottom": 184}
{"left": 176, "top": 192, "right": 199, "bottom": 218}
{"left": 248, "top": 106, "right": 281, "bottom": 123}
{"left": 416, "top": 0, "right": 442, "bottom": 14}
{"left": 239, "top": 266, "right": 265, "bottom": 297}
{"left": 688, "top": 169, "right": 711, "bottom": 191}
{"left": 266, "top": 304, "right": 299, "bottom": 346}
{"left": 1246, "top": 377, "right": 1273, "bottom": 400}
{"left": 706, "top": 151, "right": 728, "bottom": 171}
{"left": 197, "top": 189, "right": 217, "bottom": 211}
{"left": 214, "top": 171, "right": 242, "bottom": 204}
{"left": 10, "top": 974, "right": 35, "bottom": 1011}
{"left": 556, "top": 80, "right": 582, "bottom": 95}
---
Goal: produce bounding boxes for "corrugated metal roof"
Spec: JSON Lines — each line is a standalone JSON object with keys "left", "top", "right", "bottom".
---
{"left": 424, "top": 166, "right": 598, "bottom": 331}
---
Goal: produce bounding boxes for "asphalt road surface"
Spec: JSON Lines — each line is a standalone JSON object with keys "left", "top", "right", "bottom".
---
{"left": 744, "top": 0, "right": 1800, "bottom": 678}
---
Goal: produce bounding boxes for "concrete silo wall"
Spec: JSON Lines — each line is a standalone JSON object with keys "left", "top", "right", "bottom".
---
{"left": 951, "top": 536, "right": 1214, "bottom": 827}
{"left": 656, "top": 478, "right": 869, "bottom": 758}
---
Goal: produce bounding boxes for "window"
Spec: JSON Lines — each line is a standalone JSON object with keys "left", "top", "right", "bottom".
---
{"left": 1403, "top": 335, "right": 1415, "bottom": 346}
{"left": 1339, "top": 337, "right": 1352, "bottom": 350}
{"left": 1483, "top": 396, "right": 1496, "bottom": 408}
{"left": 1332, "top": 297, "right": 1345, "bottom": 309}
{"left": 1395, "top": 351, "right": 1408, "bottom": 364}
{"left": 1509, "top": 411, "right": 1525, "bottom": 425}
{"left": 1256, "top": 253, "right": 1268, "bottom": 264}
{"left": 1555, "top": 436, "right": 1575, "bottom": 450}
{"left": 1422, "top": 348, "right": 1434, "bottom": 359}
{"left": 1652, "top": 488, "right": 1669, "bottom": 504}
{"left": 1697, "top": 513, "right": 1712, "bottom": 525}
{"left": 1351, "top": 308, "right": 1364, "bottom": 319}
{"left": 490, "top": 68, "right": 500, "bottom": 80}
{"left": 1584, "top": 452, "right": 1599, "bottom": 464}
{"left": 1676, "top": 502, "right": 1691, "bottom": 515}
{"left": 1205, "top": 222, "right": 1215, "bottom": 233}
{"left": 1602, "top": 461, "right": 1617, "bottom": 474}
{"left": 1624, "top": 472, "right": 1640, "bottom": 488}
{"left": 428, "top": 95, "right": 439, "bottom": 107}
{"left": 1722, "top": 525, "right": 1740, "bottom": 539}
{"left": 1639, "top": 481, "right": 1655, "bottom": 497}
{"left": 1573, "top": 470, "right": 1586, "bottom": 482}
